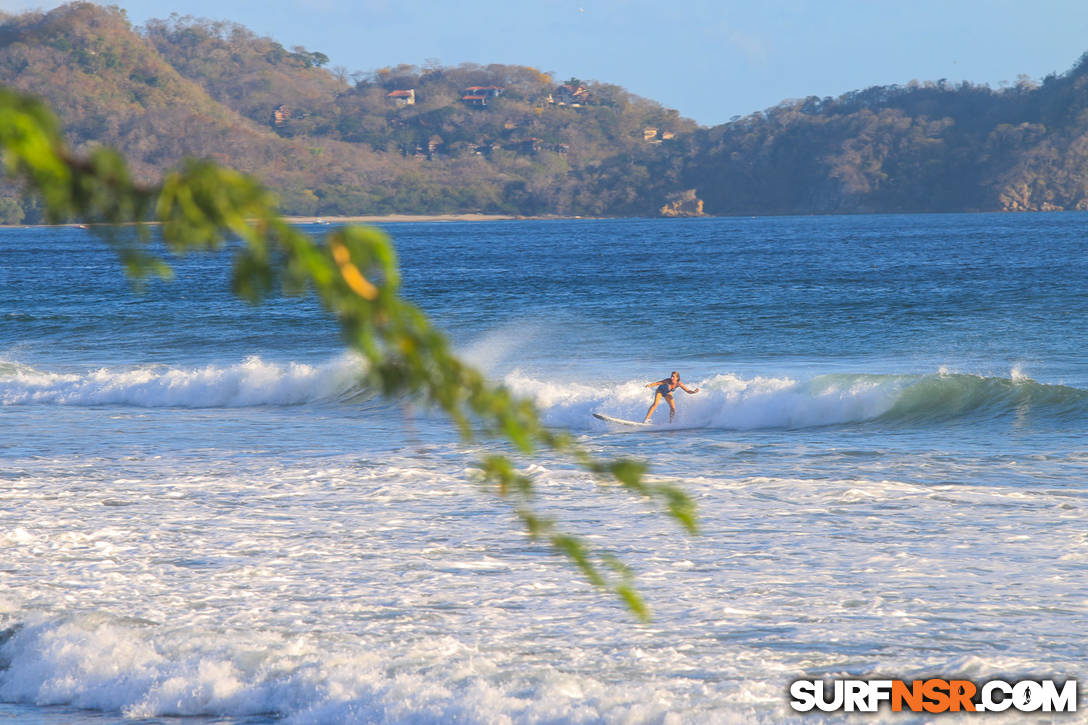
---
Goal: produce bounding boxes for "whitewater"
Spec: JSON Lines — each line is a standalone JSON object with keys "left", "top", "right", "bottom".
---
{"left": 2, "top": 214, "right": 1087, "bottom": 723}
{"left": 6, "top": 355, "right": 1085, "bottom": 429}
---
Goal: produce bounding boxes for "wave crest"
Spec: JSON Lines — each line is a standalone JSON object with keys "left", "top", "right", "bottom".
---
{"left": 0, "top": 354, "right": 366, "bottom": 407}
{"left": 505, "top": 370, "right": 1088, "bottom": 430}
{"left": 6, "top": 357, "right": 1083, "bottom": 426}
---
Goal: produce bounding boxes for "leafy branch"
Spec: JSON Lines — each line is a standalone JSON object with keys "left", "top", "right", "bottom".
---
{"left": 0, "top": 86, "right": 697, "bottom": 618}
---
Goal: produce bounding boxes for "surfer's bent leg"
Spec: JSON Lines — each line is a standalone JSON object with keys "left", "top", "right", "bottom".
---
{"left": 666, "top": 394, "right": 676, "bottom": 422}
{"left": 644, "top": 392, "right": 663, "bottom": 423}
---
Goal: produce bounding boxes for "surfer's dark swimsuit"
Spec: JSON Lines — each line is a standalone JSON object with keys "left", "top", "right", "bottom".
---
{"left": 656, "top": 382, "right": 674, "bottom": 396}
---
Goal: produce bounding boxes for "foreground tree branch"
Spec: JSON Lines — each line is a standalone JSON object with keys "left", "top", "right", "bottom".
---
{"left": 0, "top": 86, "right": 697, "bottom": 619}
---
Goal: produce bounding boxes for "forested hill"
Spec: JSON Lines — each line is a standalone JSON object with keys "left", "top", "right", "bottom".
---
{"left": 2, "top": 2, "right": 1088, "bottom": 223}
{"left": 0, "top": 3, "right": 694, "bottom": 222}
{"left": 684, "top": 64, "right": 1088, "bottom": 215}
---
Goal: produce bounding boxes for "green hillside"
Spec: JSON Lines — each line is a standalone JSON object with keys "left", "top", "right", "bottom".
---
{"left": 0, "top": 3, "right": 695, "bottom": 222}
{"left": 3, "top": 1, "right": 1088, "bottom": 222}
{"left": 142, "top": 13, "right": 697, "bottom": 215}
{"left": 683, "top": 65, "right": 1088, "bottom": 214}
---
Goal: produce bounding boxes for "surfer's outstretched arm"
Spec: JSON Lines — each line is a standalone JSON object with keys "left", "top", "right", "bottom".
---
{"left": 679, "top": 383, "right": 699, "bottom": 394}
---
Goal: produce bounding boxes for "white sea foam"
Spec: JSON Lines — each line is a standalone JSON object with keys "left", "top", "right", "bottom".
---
{"left": 506, "top": 370, "right": 907, "bottom": 430}
{"left": 0, "top": 354, "right": 365, "bottom": 407}
{"left": 2, "top": 452, "right": 1084, "bottom": 723}
{"left": 0, "top": 615, "right": 699, "bottom": 723}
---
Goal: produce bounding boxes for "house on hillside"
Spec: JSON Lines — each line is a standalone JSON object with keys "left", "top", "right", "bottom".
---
{"left": 461, "top": 86, "right": 504, "bottom": 108}
{"left": 553, "top": 84, "right": 591, "bottom": 106}
{"left": 271, "top": 104, "right": 291, "bottom": 127}
{"left": 468, "top": 142, "right": 501, "bottom": 155}
{"left": 427, "top": 135, "right": 443, "bottom": 159}
{"left": 387, "top": 89, "right": 416, "bottom": 106}
{"left": 642, "top": 127, "right": 678, "bottom": 143}
{"left": 464, "top": 85, "right": 504, "bottom": 98}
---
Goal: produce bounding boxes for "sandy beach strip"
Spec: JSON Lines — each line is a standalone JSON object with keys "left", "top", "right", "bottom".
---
{"left": 3, "top": 213, "right": 586, "bottom": 229}
{"left": 284, "top": 213, "right": 545, "bottom": 224}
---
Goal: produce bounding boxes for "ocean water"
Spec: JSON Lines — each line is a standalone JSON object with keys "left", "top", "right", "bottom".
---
{"left": 1, "top": 213, "right": 1086, "bottom": 723}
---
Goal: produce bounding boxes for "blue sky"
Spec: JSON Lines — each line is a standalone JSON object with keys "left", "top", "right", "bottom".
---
{"left": 7, "top": 0, "right": 1088, "bottom": 125}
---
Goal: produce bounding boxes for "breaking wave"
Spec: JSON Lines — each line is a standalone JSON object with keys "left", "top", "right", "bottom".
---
{"left": 5, "top": 355, "right": 1084, "bottom": 429}
{"left": 506, "top": 369, "right": 1088, "bottom": 430}
{"left": 0, "top": 354, "right": 366, "bottom": 407}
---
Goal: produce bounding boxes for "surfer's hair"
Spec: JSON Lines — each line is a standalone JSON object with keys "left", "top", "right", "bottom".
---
{"left": 670, "top": 371, "right": 678, "bottom": 377}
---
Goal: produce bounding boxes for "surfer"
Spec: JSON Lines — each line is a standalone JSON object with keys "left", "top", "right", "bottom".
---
{"left": 643, "top": 371, "right": 699, "bottom": 423}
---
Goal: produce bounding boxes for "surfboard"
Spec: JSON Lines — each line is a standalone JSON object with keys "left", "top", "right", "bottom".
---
{"left": 592, "top": 412, "right": 653, "bottom": 427}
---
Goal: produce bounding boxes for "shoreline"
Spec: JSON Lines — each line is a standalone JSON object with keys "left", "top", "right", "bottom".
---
{"left": 0, "top": 213, "right": 587, "bottom": 229}
{"left": 281, "top": 213, "right": 566, "bottom": 224}
{"left": 3, "top": 208, "right": 1082, "bottom": 229}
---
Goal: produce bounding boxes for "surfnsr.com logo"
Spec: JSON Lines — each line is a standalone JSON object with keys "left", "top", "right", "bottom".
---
{"left": 789, "top": 678, "right": 1077, "bottom": 714}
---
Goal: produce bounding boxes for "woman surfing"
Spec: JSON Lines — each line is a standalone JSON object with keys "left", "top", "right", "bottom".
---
{"left": 644, "top": 371, "right": 699, "bottom": 423}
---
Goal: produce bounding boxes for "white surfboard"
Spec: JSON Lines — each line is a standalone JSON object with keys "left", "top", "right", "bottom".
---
{"left": 592, "top": 412, "right": 653, "bottom": 427}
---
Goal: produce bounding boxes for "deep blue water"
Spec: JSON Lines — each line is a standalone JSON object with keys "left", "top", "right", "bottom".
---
{"left": 8, "top": 213, "right": 1086, "bottom": 379}
{"left": 1, "top": 213, "right": 1086, "bottom": 723}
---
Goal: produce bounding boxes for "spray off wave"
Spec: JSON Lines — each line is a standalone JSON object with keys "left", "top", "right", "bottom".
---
{"left": 0, "top": 354, "right": 366, "bottom": 407}
{"left": 506, "top": 369, "right": 1088, "bottom": 430}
